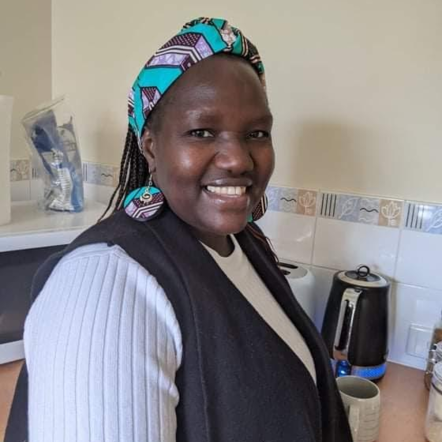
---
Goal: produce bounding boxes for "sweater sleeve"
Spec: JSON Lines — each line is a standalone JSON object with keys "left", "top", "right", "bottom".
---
{"left": 23, "top": 243, "right": 183, "bottom": 442}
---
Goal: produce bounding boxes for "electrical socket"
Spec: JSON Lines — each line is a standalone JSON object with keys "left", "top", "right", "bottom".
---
{"left": 406, "top": 324, "right": 433, "bottom": 359}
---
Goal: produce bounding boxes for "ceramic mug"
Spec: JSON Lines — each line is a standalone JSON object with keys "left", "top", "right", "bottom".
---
{"left": 336, "top": 375, "right": 381, "bottom": 442}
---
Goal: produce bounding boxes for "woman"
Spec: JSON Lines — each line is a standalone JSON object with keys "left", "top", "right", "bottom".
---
{"left": 10, "top": 18, "right": 352, "bottom": 442}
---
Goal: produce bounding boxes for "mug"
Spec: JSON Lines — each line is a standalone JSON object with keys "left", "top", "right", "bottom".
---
{"left": 336, "top": 375, "right": 381, "bottom": 442}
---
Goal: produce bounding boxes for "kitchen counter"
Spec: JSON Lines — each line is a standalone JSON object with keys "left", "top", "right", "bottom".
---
{"left": 378, "top": 362, "right": 428, "bottom": 442}
{"left": 0, "top": 361, "right": 430, "bottom": 441}
{"left": 0, "top": 200, "right": 107, "bottom": 252}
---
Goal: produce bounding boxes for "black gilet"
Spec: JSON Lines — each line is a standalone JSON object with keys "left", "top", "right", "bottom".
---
{"left": 6, "top": 209, "right": 352, "bottom": 442}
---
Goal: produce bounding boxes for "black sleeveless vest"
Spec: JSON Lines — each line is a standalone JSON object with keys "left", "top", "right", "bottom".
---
{"left": 6, "top": 209, "right": 352, "bottom": 442}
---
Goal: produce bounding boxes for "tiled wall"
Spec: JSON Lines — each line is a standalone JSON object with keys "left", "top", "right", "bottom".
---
{"left": 9, "top": 159, "right": 442, "bottom": 370}
{"left": 258, "top": 185, "right": 442, "bottom": 370}
{"left": 10, "top": 159, "right": 118, "bottom": 203}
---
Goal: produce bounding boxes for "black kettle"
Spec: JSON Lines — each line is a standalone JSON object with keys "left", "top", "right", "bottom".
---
{"left": 321, "top": 265, "right": 390, "bottom": 380}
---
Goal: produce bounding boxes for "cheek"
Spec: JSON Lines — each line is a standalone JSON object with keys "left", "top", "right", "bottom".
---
{"left": 155, "top": 145, "right": 209, "bottom": 192}
{"left": 254, "top": 146, "right": 275, "bottom": 182}
{"left": 174, "top": 153, "right": 203, "bottom": 177}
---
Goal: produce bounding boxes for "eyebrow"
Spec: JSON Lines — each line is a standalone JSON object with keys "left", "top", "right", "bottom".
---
{"left": 249, "top": 114, "right": 274, "bottom": 125}
{"left": 184, "top": 109, "right": 273, "bottom": 125}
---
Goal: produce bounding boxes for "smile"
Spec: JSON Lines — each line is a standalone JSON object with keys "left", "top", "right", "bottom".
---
{"left": 206, "top": 186, "right": 247, "bottom": 196}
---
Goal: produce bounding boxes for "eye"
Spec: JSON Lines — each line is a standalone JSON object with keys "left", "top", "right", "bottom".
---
{"left": 248, "top": 130, "right": 270, "bottom": 139}
{"left": 189, "top": 129, "right": 214, "bottom": 138}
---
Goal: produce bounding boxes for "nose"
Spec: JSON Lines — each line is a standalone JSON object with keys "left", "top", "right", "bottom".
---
{"left": 215, "top": 136, "right": 254, "bottom": 174}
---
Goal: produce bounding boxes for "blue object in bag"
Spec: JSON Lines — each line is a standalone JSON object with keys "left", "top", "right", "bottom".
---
{"left": 23, "top": 99, "right": 84, "bottom": 212}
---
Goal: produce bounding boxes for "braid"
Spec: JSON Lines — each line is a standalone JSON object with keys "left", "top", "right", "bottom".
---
{"left": 246, "top": 223, "right": 279, "bottom": 265}
{"left": 99, "top": 125, "right": 149, "bottom": 221}
{"left": 99, "top": 90, "right": 169, "bottom": 222}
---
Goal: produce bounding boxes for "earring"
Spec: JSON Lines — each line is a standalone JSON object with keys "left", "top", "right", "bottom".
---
{"left": 248, "top": 193, "right": 268, "bottom": 222}
{"left": 124, "top": 175, "right": 165, "bottom": 221}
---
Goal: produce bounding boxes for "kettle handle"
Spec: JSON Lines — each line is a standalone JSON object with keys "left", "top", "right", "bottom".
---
{"left": 333, "top": 288, "right": 362, "bottom": 361}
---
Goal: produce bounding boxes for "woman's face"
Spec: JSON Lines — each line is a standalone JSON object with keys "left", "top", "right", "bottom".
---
{"left": 143, "top": 55, "right": 274, "bottom": 243}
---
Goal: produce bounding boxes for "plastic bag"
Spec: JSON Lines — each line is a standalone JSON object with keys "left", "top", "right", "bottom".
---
{"left": 22, "top": 97, "right": 84, "bottom": 212}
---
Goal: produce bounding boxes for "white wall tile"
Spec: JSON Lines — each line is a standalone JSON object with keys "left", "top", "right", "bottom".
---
{"left": 30, "top": 178, "right": 43, "bottom": 201}
{"left": 83, "top": 183, "right": 115, "bottom": 206}
{"left": 11, "top": 180, "right": 30, "bottom": 201}
{"left": 312, "top": 218, "right": 400, "bottom": 278}
{"left": 309, "top": 266, "right": 337, "bottom": 330}
{"left": 389, "top": 283, "right": 442, "bottom": 369}
{"left": 396, "top": 230, "right": 442, "bottom": 291}
{"left": 257, "top": 210, "right": 315, "bottom": 264}
{"left": 28, "top": 182, "right": 115, "bottom": 209}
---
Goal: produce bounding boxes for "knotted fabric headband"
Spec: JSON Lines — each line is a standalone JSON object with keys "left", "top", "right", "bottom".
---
{"left": 128, "top": 17, "right": 266, "bottom": 147}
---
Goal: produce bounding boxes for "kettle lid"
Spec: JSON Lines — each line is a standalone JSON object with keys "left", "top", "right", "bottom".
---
{"left": 337, "top": 265, "right": 389, "bottom": 288}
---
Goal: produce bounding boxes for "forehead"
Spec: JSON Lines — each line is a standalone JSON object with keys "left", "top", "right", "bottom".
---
{"left": 162, "top": 55, "right": 269, "bottom": 114}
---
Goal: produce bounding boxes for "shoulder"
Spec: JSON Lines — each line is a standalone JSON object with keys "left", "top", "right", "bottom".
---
{"left": 41, "top": 242, "right": 157, "bottom": 293}
{"left": 24, "top": 245, "right": 182, "bottom": 442}
{"left": 66, "top": 210, "right": 157, "bottom": 251}
{"left": 57, "top": 241, "right": 137, "bottom": 264}
{"left": 24, "top": 242, "right": 183, "bottom": 368}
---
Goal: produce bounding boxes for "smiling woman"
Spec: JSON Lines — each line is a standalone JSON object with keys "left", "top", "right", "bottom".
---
{"left": 141, "top": 54, "right": 274, "bottom": 254}
{"left": 6, "top": 17, "right": 352, "bottom": 442}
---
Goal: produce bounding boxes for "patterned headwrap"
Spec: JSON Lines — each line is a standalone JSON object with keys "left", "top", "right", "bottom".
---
{"left": 128, "top": 17, "right": 266, "bottom": 146}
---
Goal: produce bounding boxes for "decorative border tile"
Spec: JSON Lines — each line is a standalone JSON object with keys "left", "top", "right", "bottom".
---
{"left": 10, "top": 159, "right": 30, "bottom": 181}
{"left": 10, "top": 160, "right": 120, "bottom": 187}
{"left": 31, "top": 166, "right": 40, "bottom": 179}
{"left": 82, "top": 162, "right": 119, "bottom": 187}
{"left": 320, "top": 193, "right": 338, "bottom": 218}
{"left": 405, "top": 203, "right": 427, "bottom": 231}
{"left": 266, "top": 186, "right": 281, "bottom": 211}
{"left": 405, "top": 202, "right": 442, "bottom": 235}
{"left": 279, "top": 187, "right": 298, "bottom": 213}
{"left": 10, "top": 160, "right": 119, "bottom": 187}
{"left": 8, "top": 160, "right": 442, "bottom": 235}
{"left": 266, "top": 186, "right": 317, "bottom": 217}
{"left": 318, "top": 192, "right": 403, "bottom": 229}
{"left": 297, "top": 190, "right": 318, "bottom": 216}
{"left": 379, "top": 199, "right": 403, "bottom": 228}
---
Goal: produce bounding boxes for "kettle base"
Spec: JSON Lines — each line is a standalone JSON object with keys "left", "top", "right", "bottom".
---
{"left": 332, "top": 359, "right": 387, "bottom": 381}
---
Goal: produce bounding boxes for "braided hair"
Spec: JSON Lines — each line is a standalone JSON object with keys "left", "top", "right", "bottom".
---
{"left": 100, "top": 126, "right": 147, "bottom": 220}
{"left": 100, "top": 93, "right": 168, "bottom": 221}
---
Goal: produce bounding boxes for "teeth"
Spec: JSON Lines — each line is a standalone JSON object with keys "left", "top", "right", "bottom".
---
{"left": 206, "top": 186, "right": 247, "bottom": 196}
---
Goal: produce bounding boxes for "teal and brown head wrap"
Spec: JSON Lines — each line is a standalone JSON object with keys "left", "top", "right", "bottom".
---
{"left": 128, "top": 17, "right": 266, "bottom": 145}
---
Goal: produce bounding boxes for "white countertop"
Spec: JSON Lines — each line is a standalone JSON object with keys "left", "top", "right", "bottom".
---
{"left": 0, "top": 200, "right": 107, "bottom": 252}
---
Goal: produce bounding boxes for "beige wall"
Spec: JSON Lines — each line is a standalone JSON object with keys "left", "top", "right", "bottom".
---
{"left": 0, "top": 0, "right": 52, "bottom": 158}
{"left": 52, "top": 0, "right": 442, "bottom": 203}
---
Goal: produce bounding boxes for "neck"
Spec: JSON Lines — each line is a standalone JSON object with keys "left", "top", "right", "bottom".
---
{"left": 192, "top": 229, "right": 234, "bottom": 257}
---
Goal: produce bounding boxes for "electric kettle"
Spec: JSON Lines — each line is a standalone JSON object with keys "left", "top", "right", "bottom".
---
{"left": 321, "top": 265, "right": 390, "bottom": 380}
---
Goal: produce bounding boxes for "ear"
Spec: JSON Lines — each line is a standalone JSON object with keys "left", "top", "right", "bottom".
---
{"left": 141, "top": 130, "right": 157, "bottom": 173}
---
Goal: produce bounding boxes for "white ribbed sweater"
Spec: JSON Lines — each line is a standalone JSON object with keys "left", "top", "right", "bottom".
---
{"left": 24, "top": 239, "right": 315, "bottom": 442}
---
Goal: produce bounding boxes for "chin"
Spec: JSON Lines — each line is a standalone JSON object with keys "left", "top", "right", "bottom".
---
{"left": 208, "top": 215, "right": 250, "bottom": 236}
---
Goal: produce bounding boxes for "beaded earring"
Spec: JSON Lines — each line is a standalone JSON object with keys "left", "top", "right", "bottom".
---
{"left": 248, "top": 194, "right": 268, "bottom": 222}
{"left": 124, "top": 175, "right": 165, "bottom": 221}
